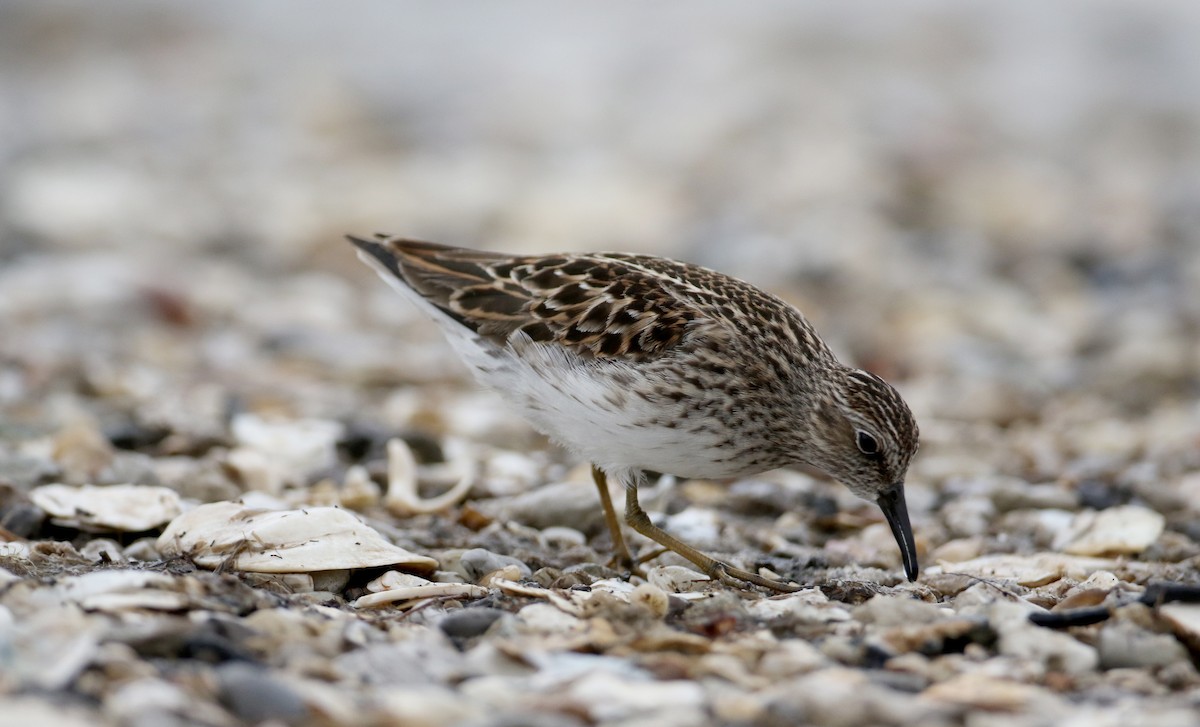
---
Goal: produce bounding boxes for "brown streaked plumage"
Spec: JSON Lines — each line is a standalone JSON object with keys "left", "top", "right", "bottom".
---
{"left": 350, "top": 234, "right": 920, "bottom": 592}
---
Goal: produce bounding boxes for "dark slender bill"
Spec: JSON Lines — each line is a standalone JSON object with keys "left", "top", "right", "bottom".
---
{"left": 877, "top": 483, "right": 919, "bottom": 582}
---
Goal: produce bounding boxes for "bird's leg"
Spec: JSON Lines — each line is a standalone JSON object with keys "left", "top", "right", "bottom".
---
{"left": 591, "top": 466, "right": 642, "bottom": 576}
{"left": 622, "top": 477, "right": 802, "bottom": 593}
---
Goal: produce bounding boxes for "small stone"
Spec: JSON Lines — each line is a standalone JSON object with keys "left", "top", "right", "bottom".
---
{"left": 922, "top": 672, "right": 1051, "bottom": 711}
{"left": 439, "top": 607, "right": 507, "bottom": 640}
{"left": 875, "top": 618, "right": 992, "bottom": 657}
{"left": 1097, "top": 620, "right": 1189, "bottom": 669}
{"left": 939, "top": 496, "right": 996, "bottom": 538}
{"left": 929, "top": 537, "right": 984, "bottom": 564}
{"left": 0, "top": 454, "right": 60, "bottom": 489}
{"left": 217, "top": 663, "right": 308, "bottom": 725}
{"left": 477, "top": 481, "right": 605, "bottom": 534}
{"left": 79, "top": 539, "right": 126, "bottom": 564}
{"left": 456, "top": 548, "right": 532, "bottom": 582}
{"left": 1052, "top": 588, "right": 1110, "bottom": 611}
{"left": 991, "top": 602, "right": 1099, "bottom": 675}
{"left": 853, "top": 594, "right": 949, "bottom": 627}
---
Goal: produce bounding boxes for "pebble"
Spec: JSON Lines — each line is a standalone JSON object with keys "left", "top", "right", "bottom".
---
{"left": 0, "top": 453, "right": 61, "bottom": 489}
{"left": 1097, "top": 620, "right": 1189, "bottom": 670}
{"left": 477, "top": 480, "right": 606, "bottom": 534}
{"left": 455, "top": 548, "right": 533, "bottom": 582}
{"left": 439, "top": 607, "right": 508, "bottom": 640}
{"left": 991, "top": 602, "right": 1099, "bottom": 675}
{"left": 921, "top": 672, "right": 1053, "bottom": 712}
{"left": 216, "top": 663, "right": 309, "bottom": 725}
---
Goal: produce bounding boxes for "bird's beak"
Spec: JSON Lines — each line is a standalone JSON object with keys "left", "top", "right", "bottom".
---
{"left": 876, "top": 483, "right": 919, "bottom": 582}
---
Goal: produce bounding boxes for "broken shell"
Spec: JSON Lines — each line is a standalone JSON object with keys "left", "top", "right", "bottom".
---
{"left": 745, "top": 589, "right": 852, "bottom": 624}
{"left": 647, "top": 565, "right": 711, "bottom": 593}
{"left": 353, "top": 571, "right": 488, "bottom": 609}
{"left": 1159, "top": 604, "right": 1200, "bottom": 653}
{"left": 921, "top": 672, "right": 1051, "bottom": 711}
{"left": 30, "top": 484, "right": 182, "bottom": 532}
{"left": 156, "top": 501, "right": 437, "bottom": 573}
{"left": 1055, "top": 505, "right": 1166, "bottom": 556}
{"left": 926, "top": 553, "right": 1119, "bottom": 587}
{"left": 383, "top": 438, "right": 475, "bottom": 515}
{"left": 339, "top": 465, "right": 381, "bottom": 510}
{"left": 629, "top": 583, "right": 671, "bottom": 618}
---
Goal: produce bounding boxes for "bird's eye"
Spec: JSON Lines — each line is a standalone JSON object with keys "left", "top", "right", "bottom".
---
{"left": 856, "top": 430, "right": 880, "bottom": 455}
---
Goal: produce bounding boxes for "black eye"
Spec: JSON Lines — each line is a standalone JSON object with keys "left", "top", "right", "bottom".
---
{"left": 856, "top": 431, "right": 880, "bottom": 456}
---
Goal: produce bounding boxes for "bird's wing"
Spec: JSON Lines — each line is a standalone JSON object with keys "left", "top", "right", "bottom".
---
{"left": 348, "top": 235, "right": 716, "bottom": 360}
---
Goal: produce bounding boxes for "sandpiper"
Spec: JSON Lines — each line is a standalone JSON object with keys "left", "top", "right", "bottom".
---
{"left": 350, "top": 235, "right": 920, "bottom": 592}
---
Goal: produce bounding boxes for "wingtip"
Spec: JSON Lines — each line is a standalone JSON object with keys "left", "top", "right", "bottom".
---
{"left": 346, "top": 234, "right": 402, "bottom": 277}
{"left": 345, "top": 233, "right": 380, "bottom": 251}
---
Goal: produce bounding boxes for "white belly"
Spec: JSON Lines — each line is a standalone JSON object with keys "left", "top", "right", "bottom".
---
{"left": 448, "top": 331, "right": 740, "bottom": 478}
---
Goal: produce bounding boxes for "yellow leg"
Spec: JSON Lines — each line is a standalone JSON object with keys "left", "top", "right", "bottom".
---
{"left": 591, "top": 466, "right": 639, "bottom": 574}
{"left": 620, "top": 474, "right": 802, "bottom": 593}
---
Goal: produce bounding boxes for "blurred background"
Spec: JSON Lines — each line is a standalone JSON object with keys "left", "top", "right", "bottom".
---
{"left": 1, "top": 1, "right": 1198, "bottom": 483}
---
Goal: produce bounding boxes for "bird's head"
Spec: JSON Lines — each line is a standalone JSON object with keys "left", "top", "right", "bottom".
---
{"left": 803, "top": 367, "right": 920, "bottom": 581}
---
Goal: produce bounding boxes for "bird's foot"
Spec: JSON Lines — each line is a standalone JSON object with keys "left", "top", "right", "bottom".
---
{"left": 606, "top": 553, "right": 648, "bottom": 580}
{"left": 707, "top": 561, "right": 803, "bottom": 594}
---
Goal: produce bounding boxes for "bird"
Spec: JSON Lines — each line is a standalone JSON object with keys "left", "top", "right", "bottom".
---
{"left": 349, "top": 235, "right": 920, "bottom": 592}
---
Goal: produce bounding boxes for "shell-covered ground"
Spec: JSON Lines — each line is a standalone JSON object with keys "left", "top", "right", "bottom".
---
{"left": 2, "top": 3, "right": 1199, "bottom": 726}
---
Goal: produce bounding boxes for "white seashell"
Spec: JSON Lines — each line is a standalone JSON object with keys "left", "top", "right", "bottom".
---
{"left": 26, "top": 570, "right": 176, "bottom": 612}
{"left": 926, "top": 553, "right": 1121, "bottom": 587}
{"left": 588, "top": 578, "right": 638, "bottom": 598}
{"left": 746, "top": 589, "right": 852, "bottom": 623}
{"left": 646, "top": 565, "right": 711, "bottom": 593}
{"left": 1054, "top": 505, "right": 1166, "bottom": 556}
{"left": 105, "top": 678, "right": 193, "bottom": 723}
{"left": 383, "top": 438, "right": 475, "bottom": 515}
{"left": 516, "top": 602, "right": 588, "bottom": 634}
{"left": 30, "top": 483, "right": 182, "bottom": 532}
{"left": 0, "top": 542, "right": 31, "bottom": 558}
{"left": 366, "top": 570, "right": 433, "bottom": 593}
{"left": 565, "top": 669, "right": 706, "bottom": 723}
{"left": 358, "top": 569, "right": 489, "bottom": 608}
{"left": 629, "top": 583, "right": 670, "bottom": 618}
{"left": 230, "top": 413, "right": 344, "bottom": 487}
{"left": 78, "top": 590, "right": 191, "bottom": 612}
{"left": 353, "top": 581, "right": 489, "bottom": 608}
{"left": 156, "top": 501, "right": 437, "bottom": 573}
